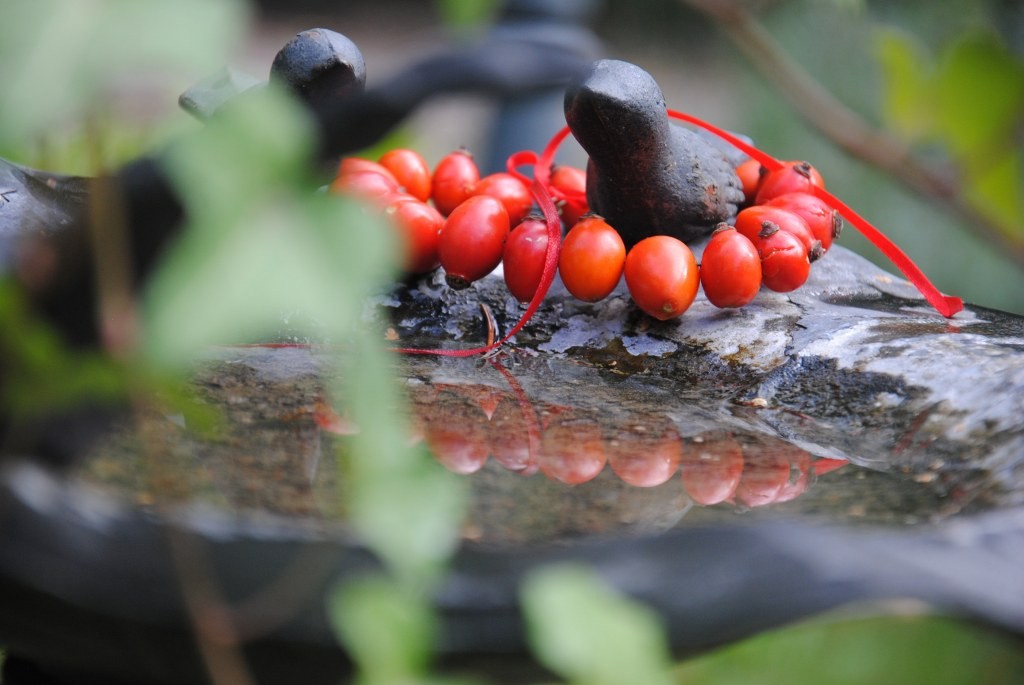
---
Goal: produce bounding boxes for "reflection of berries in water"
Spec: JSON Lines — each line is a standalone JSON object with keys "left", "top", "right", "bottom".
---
{"left": 606, "top": 421, "right": 682, "bottom": 488}
{"left": 488, "top": 397, "right": 537, "bottom": 475}
{"left": 420, "top": 389, "right": 491, "bottom": 475}
{"left": 773, "top": 448, "right": 812, "bottom": 504}
{"left": 539, "top": 413, "right": 606, "bottom": 485}
{"left": 679, "top": 433, "right": 743, "bottom": 505}
{"left": 732, "top": 443, "right": 795, "bottom": 508}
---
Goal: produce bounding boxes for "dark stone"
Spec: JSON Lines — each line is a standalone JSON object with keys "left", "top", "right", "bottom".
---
{"left": 269, "top": 29, "right": 366, "bottom": 108}
{"left": 564, "top": 59, "right": 744, "bottom": 247}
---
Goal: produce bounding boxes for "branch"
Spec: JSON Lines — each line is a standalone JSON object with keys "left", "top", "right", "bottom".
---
{"left": 680, "top": 0, "right": 1024, "bottom": 269}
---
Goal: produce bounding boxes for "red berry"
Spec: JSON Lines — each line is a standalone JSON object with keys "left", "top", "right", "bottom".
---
{"left": 735, "top": 158, "right": 765, "bottom": 205}
{"left": 735, "top": 205, "right": 818, "bottom": 255}
{"left": 438, "top": 195, "right": 509, "bottom": 289}
{"left": 550, "top": 164, "right": 589, "bottom": 227}
{"left": 385, "top": 198, "right": 444, "bottom": 274}
{"left": 338, "top": 157, "right": 399, "bottom": 183}
{"left": 379, "top": 148, "right": 432, "bottom": 202}
{"left": 755, "top": 160, "right": 825, "bottom": 204}
{"left": 473, "top": 172, "right": 534, "bottom": 226}
{"left": 329, "top": 169, "right": 400, "bottom": 200}
{"left": 502, "top": 215, "right": 549, "bottom": 303}
{"left": 624, "top": 235, "right": 700, "bottom": 320}
{"left": 431, "top": 149, "right": 480, "bottom": 215}
{"left": 766, "top": 192, "right": 841, "bottom": 253}
{"left": 558, "top": 215, "right": 626, "bottom": 302}
{"left": 757, "top": 224, "right": 810, "bottom": 292}
{"left": 699, "top": 225, "right": 762, "bottom": 308}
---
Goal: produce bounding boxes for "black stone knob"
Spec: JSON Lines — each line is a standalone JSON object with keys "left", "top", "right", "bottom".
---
{"left": 564, "top": 59, "right": 744, "bottom": 247}
{"left": 270, "top": 28, "right": 366, "bottom": 108}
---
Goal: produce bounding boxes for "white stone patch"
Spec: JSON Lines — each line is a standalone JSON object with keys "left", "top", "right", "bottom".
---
{"left": 675, "top": 298, "right": 797, "bottom": 369}
{"left": 538, "top": 313, "right": 612, "bottom": 352}
{"left": 621, "top": 335, "right": 678, "bottom": 356}
{"left": 863, "top": 334, "right": 1024, "bottom": 437}
{"left": 798, "top": 318, "right": 1023, "bottom": 436}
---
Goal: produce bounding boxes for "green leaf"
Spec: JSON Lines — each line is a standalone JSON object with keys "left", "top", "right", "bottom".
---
{"left": 344, "top": 439, "right": 468, "bottom": 591}
{"left": 434, "top": 0, "right": 499, "bottom": 34}
{"left": 963, "top": 148, "right": 1023, "bottom": 236}
{"left": 0, "top": 0, "right": 249, "bottom": 149}
{"left": 873, "top": 28, "right": 934, "bottom": 140}
{"left": 521, "top": 565, "right": 674, "bottom": 685}
{"left": 160, "top": 85, "right": 317, "bottom": 225}
{"left": 932, "top": 31, "right": 1024, "bottom": 159}
{"left": 0, "top": 284, "right": 126, "bottom": 418}
{"left": 329, "top": 576, "right": 437, "bottom": 684}
{"left": 144, "top": 85, "right": 398, "bottom": 367}
{"left": 674, "top": 613, "right": 1024, "bottom": 685}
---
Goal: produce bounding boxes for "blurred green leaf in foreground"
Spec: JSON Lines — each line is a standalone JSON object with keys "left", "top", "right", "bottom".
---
{"left": 0, "top": 0, "right": 249, "bottom": 168}
{"left": 522, "top": 565, "right": 676, "bottom": 685}
{"left": 675, "top": 611, "right": 1024, "bottom": 685}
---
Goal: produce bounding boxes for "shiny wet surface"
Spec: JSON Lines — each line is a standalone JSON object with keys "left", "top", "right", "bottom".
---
{"left": 72, "top": 344, "right": 997, "bottom": 545}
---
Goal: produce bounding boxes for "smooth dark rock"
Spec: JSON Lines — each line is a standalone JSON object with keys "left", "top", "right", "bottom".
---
{"left": 564, "top": 59, "right": 745, "bottom": 247}
{"left": 270, "top": 28, "right": 366, "bottom": 108}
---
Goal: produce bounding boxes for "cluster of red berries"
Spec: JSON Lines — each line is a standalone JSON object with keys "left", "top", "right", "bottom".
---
{"left": 329, "top": 146, "right": 842, "bottom": 323}
{"left": 330, "top": 147, "right": 535, "bottom": 281}
{"left": 703, "top": 157, "right": 843, "bottom": 307}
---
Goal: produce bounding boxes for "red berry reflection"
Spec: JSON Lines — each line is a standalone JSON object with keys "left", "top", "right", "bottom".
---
{"left": 539, "top": 412, "right": 607, "bottom": 485}
{"left": 606, "top": 419, "right": 682, "bottom": 487}
{"left": 419, "top": 387, "right": 491, "bottom": 475}
{"left": 679, "top": 433, "right": 744, "bottom": 505}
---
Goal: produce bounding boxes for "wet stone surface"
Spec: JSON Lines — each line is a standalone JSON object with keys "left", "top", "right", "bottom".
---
{"left": 6, "top": 238, "right": 1023, "bottom": 685}
{"left": 72, "top": 242, "right": 1024, "bottom": 541}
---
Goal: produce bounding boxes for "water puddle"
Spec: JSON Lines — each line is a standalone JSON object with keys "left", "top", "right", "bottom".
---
{"left": 72, "top": 344, "right": 1002, "bottom": 545}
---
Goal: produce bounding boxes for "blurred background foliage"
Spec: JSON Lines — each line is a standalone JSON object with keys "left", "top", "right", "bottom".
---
{"left": 2, "top": 1, "right": 1024, "bottom": 684}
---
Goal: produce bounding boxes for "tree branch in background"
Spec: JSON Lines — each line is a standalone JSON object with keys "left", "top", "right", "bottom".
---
{"left": 680, "top": 0, "right": 1024, "bottom": 269}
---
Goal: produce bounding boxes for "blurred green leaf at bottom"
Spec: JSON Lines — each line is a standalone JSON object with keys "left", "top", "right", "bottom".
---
{"left": 674, "top": 612, "right": 1024, "bottom": 685}
{"left": 522, "top": 565, "right": 675, "bottom": 685}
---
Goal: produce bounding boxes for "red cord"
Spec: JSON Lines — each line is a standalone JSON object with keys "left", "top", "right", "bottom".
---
{"left": 393, "top": 106, "right": 960, "bottom": 358}
{"left": 666, "top": 108, "right": 962, "bottom": 318}
{"left": 488, "top": 357, "right": 541, "bottom": 474}
{"left": 391, "top": 127, "right": 570, "bottom": 356}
